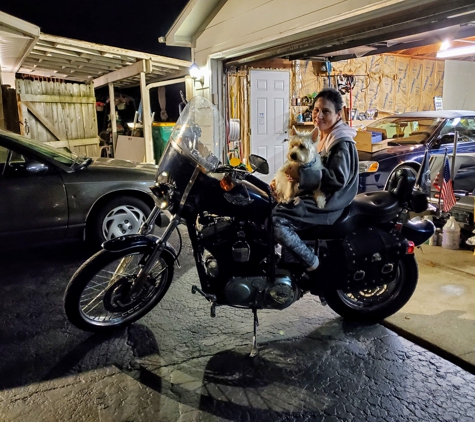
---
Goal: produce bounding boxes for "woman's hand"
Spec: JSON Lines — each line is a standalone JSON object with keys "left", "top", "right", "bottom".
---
{"left": 286, "top": 174, "right": 294, "bottom": 182}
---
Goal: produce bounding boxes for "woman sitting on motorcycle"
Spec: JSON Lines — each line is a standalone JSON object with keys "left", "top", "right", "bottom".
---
{"left": 271, "top": 87, "right": 359, "bottom": 273}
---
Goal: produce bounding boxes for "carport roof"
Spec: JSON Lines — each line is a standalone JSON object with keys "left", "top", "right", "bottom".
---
{"left": 0, "top": 11, "right": 191, "bottom": 89}
{"left": 20, "top": 33, "right": 191, "bottom": 88}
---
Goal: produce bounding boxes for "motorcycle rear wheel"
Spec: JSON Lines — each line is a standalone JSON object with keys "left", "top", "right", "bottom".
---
{"left": 64, "top": 246, "right": 174, "bottom": 332}
{"left": 324, "top": 254, "right": 418, "bottom": 322}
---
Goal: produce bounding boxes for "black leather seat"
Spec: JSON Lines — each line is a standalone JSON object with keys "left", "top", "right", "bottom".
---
{"left": 298, "top": 168, "right": 416, "bottom": 240}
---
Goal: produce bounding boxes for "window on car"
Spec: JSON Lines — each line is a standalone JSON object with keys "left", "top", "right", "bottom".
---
{"left": 439, "top": 118, "right": 475, "bottom": 144}
{"left": 0, "top": 145, "right": 8, "bottom": 175}
{"left": 0, "top": 130, "right": 79, "bottom": 166}
{"left": 368, "top": 117, "right": 442, "bottom": 144}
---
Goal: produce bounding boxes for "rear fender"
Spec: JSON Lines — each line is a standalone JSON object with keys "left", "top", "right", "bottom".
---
{"left": 102, "top": 234, "right": 179, "bottom": 265}
{"left": 402, "top": 218, "right": 435, "bottom": 246}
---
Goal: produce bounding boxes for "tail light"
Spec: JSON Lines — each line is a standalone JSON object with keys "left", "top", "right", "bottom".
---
{"left": 406, "top": 241, "right": 415, "bottom": 254}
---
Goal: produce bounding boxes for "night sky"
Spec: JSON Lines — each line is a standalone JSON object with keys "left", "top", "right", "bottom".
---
{"left": 1, "top": 0, "right": 191, "bottom": 59}
{"left": 1, "top": 0, "right": 192, "bottom": 123}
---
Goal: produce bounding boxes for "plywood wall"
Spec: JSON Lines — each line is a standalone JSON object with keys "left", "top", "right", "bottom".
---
{"left": 292, "top": 55, "right": 444, "bottom": 118}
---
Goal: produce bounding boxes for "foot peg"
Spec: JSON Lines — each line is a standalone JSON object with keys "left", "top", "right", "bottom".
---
{"left": 191, "top": 285, "right": 217, "bottom": 317}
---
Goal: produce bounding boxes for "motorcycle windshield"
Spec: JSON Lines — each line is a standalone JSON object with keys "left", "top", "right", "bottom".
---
{"left": 155, "top": 96, "right": 222, "bottom": 206}
{"left": 164, "top": 95, "right": 221, "bottom": 173}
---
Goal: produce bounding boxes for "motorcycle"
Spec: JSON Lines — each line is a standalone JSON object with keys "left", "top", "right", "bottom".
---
{"left": 64, "top": 96, "right": 435, "bottom": 356}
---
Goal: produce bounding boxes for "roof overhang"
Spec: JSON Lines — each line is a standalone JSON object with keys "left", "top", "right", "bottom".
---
{"left": 223, "top": 1, "right": 475, "bottom": 66}
{"left": 0, "top": 11, "right": 40, "bottom": 73}
{"left": 164, "top": 0, "right": 475, "bottom": 66}
{"left": 165, "top": 0, "right": 226, "bottom": 48}
{"left": 17, "top": 33, "right": 191, "bottom": 88}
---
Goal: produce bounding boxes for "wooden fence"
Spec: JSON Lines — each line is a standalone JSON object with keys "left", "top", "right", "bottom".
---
{"left": 16, "top": 79, "right": 100, "bottom": 157}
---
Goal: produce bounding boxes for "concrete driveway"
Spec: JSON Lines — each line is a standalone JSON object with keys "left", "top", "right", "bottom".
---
{"left": 0, "top": 235, "right": 474, "bottom": 421}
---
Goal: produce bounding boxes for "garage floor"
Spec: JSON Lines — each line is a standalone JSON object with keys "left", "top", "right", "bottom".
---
{"left": 384, "top": 244, "right": 475, "bottom": 371}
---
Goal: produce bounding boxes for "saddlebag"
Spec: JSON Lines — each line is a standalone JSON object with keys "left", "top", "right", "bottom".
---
{"left": 338, "top": 227, "right": 408, "bottom": 292}
{"left": 281, "top": 227, "right": 408, "bottom": 294}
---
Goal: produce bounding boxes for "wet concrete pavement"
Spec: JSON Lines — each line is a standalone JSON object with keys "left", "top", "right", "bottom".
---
{"left": 1, "top": 236, "right": 475, "bottom": 421}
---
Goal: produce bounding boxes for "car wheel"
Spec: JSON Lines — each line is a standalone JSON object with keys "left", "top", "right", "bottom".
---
{"left": 89, "top": 196, "right": 151, "bottom": 247}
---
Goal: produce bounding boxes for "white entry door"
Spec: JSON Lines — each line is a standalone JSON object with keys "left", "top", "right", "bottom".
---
{"left": 250, "top": 70, "right": 290, "bottom": 183}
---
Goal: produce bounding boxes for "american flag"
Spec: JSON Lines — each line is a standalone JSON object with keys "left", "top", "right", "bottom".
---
{"left": 433, "top": 155, "right": 457, "bottom": 212}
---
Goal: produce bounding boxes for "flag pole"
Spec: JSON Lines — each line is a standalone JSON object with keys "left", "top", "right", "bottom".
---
{"left": 437, "top": 148, "right": 447, "bottom": 216}
{"left": 451, "top": 130, "right": 458, "bottom": 181}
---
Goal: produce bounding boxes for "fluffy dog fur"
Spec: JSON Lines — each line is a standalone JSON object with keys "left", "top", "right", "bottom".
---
{"left": 273, "top": 126, "right": 326, "bottom": 208}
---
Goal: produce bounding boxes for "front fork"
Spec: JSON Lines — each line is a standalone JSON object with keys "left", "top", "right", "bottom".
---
{"left": 125, "top": 206, "right": 180, "bottom": 296}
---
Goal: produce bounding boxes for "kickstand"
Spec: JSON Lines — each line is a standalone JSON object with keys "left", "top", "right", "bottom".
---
{"left": 250, "top": 308, "right": 259, "bottom": 358}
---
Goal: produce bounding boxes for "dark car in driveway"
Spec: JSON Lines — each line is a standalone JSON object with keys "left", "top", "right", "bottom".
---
{"left": 358, "top": 110, "right": 475, "bottom": 192}
{"left": 0, "top": 129, "right": 158, "bottom": 248}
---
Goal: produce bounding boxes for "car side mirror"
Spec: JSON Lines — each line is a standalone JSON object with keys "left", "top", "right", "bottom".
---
{"left": 436, "top": 134, "right": 455, "bottom": 146}
{"left": 248, "top": 154, "right": 269, "bottom": 174}
{"left": 25, "top": 160, "right": 49, "bottom": 174}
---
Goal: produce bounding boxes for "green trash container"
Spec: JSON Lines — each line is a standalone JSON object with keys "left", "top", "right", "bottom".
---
{"left": 152, "top": 122, "right": 175, "bottom": 164}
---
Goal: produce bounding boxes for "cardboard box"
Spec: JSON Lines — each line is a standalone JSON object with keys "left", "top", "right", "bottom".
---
{"left": 355, "top": 130, "right": 387, "bottom": 153}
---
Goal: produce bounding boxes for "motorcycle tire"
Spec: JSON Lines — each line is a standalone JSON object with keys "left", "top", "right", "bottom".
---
{"left": 324, "top": 254, "right": 418, "bottom": 322}
{"left": 64, "top": 245, "right": 174, "bottom": 332}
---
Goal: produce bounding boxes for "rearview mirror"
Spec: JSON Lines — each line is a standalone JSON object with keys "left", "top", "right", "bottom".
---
{"left": 248, "top": 154, "right": 269, "bottom": 174}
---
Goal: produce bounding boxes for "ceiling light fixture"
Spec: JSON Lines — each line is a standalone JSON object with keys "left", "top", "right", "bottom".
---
{"left": 436, "top": 44, "right": 475, "bottom": 58}
{"left": 440, "top": 40, "right": 451, "bottom": 51}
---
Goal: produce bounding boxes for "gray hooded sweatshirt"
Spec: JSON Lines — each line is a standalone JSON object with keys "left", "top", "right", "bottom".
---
{"left": 273, "top": 120, "right": 358, "bottom": 227}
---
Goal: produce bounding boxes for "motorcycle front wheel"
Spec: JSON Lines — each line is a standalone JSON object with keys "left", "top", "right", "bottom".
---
{"left": 64, "top": 246, "right": 174, "bottom": 332}
{"left": 324, "top": 254, "right": 418, "bottom": 322}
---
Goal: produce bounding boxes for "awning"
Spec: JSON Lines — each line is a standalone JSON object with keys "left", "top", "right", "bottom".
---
{"left": 18, "top": 33, "right": 191, "bottom": 88}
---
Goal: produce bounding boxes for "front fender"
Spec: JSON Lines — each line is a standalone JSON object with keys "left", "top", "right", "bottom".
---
{"left": 102, "top": 234, "right": 179, "bottom": 263}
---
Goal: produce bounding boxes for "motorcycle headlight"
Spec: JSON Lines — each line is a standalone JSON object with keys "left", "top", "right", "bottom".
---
{"left": 359, "top": 161, "right": 379, "bottom": 174}
{"left": 150, "top": 183, "right": 175, "bottom": 211}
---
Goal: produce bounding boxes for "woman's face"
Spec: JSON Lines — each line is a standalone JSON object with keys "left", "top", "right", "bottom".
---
{"left": 312, "top": 97, "right": 342, "bottom": 134}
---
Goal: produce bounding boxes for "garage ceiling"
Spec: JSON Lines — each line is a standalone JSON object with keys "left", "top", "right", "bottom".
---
{"left": 225, "top": 2, "right": 475, "bottom": 66}
{"left": 312, "top": 23, "right": 475, "bottom": 63}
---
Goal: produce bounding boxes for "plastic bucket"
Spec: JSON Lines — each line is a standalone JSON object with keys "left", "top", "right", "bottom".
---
{"left": 442, "top": 229, "right": 460, "bottom": 250}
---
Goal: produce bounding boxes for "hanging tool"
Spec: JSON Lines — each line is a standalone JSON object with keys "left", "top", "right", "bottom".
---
{"left": 178, "top": 91, "right": 187, "bottom": 115}
{"left": 325, "top": 61, "right": 332, "bottom": 88}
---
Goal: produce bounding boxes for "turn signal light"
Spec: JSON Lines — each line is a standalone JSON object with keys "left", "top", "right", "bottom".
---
{"left": 407, "top": 241, "right": 415, "bottom": 254}
{"left": 220, "top": 175, "right": 235, "bottom": 192}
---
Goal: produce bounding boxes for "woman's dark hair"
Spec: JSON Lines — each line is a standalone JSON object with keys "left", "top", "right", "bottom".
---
{"left": 312, "top": 88, "right": 344, "bottom": 112}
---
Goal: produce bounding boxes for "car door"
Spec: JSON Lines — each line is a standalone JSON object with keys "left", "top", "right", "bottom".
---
{"left": 0, "top": 143, "right": 68, "bottom": 245}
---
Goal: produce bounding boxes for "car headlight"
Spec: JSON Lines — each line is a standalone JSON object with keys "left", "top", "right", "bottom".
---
{"left": 150, "top": 183, "right": 175, "bottom": 211}
{"left": 359, "top": 161, "right": 379, "bottom": 174}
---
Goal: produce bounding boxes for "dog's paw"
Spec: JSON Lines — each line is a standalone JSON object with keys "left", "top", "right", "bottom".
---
{"left": 314, "top": 191, "right": 326, "bottom": 209}
{"left": 293, "top": 197, "right": 301, "bottom": 205}
{"left": 316, "top": 196, "right": 326, "bottom": 209}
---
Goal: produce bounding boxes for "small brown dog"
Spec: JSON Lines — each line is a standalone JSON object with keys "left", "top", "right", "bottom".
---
{"left": 273, "top": 126, "right": 326, "bottom": 208}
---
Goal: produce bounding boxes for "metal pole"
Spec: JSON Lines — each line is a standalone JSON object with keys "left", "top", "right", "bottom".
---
{"left": 108, "top": 83, "right": 117, "bottom": 153}
{"left": 437, "top": 149, "right": 447, "bottom": 216}
{"left": 451, "top": 130, "right": 458, "bottom": 181}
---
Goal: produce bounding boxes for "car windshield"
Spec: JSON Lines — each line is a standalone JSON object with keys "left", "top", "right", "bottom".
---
{"left": 2, "top": 130, "right": 80, "bottom": 166}
{"left": 367, "top": 117, "right": 444, "bottom": 145}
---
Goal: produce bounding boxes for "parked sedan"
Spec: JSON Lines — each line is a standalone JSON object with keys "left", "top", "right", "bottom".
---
{"left": 358, "top": 111, "right": 475, "bottom": 192}
{"left": 0, "top": 129, "right": 158, "bottom": 249}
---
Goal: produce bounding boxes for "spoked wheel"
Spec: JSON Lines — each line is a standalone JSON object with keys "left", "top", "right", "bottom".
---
{"left": 64, "top": 246, "right": 174, "bottom": 332}
{"left": 324, "top": 254, "right": 418, "bottom": 322}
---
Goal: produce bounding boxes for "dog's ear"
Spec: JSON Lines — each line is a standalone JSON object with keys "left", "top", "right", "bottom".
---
{"left": 290, "top": 125, "right": 298, "bottom": 136}
{"left": 310, "top": 127, "right": 319, "bottom": 143}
